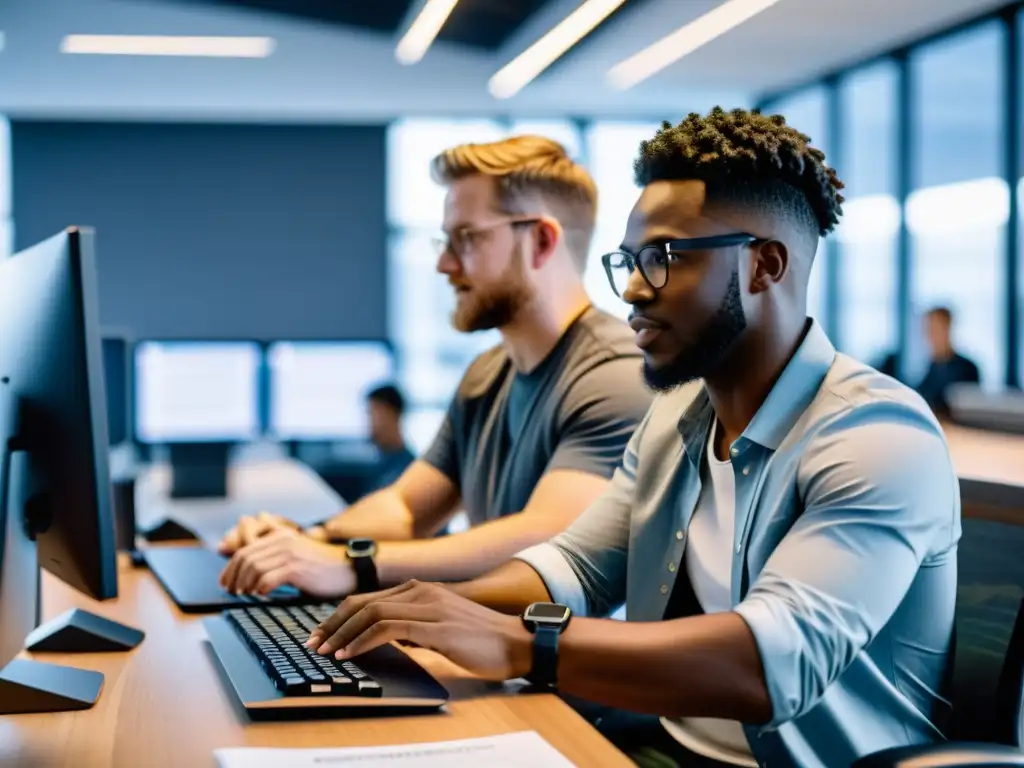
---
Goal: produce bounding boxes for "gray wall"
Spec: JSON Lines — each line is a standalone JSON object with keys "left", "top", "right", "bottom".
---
{"left": 11, "top": 121, "right": 387, "bottom": 340}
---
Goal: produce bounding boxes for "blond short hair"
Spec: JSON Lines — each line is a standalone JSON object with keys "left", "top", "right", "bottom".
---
{"left": 430, "top": 135, "right": 598, "bottom": 273}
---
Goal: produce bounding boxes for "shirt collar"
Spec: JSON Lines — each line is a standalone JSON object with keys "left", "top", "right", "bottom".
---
{"left": 677, "top": 319, "right": 836, "bottom": 461}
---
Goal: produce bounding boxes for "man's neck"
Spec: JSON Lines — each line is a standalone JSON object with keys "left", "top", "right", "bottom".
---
{"left": 932, "top": 345, "right": 955, "bottom": 363}
{"left": 375, "top": 431, "right": 406, "bottom": 453}
{"left": 704, "top": 318, "right": 808, "bottom": 457}
{"left": 499, "top": 285, "right": 591, "bottom": 373}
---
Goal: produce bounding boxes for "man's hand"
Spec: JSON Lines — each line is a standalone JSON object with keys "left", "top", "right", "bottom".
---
{"left": 303, "top": 580, "right": 533, "bottom": 682}
{"left": 217, "top": 511, "right": 301, "bottom": 555}
{"left": 218, "top": 528, "right": 355, "bottom": 598}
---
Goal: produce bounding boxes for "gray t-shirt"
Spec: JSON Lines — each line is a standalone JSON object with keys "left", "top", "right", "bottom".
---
{"left": 424, "top": 307, "right": 652, "bottom": 525}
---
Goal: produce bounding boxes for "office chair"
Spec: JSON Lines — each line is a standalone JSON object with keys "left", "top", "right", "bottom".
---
{"left": 853, "top": 596, "right": 1024, "bottom": 767}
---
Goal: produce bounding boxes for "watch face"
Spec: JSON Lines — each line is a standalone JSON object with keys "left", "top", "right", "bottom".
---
{"left": 348, "top": 538, "right": 376, "bottom": 556}
{"left": 526, "top": 603, "right": 570, "bottom": 623}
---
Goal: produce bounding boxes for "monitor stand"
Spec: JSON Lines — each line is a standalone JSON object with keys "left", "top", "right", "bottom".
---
{"left": 0, "top": 447, "right": 136, "bottom": 715}
{"left": 0, "top": 658, "right": 102, "bottom": 714}
{"left": 25, "top": 607, "right": 144, "bottom": 653}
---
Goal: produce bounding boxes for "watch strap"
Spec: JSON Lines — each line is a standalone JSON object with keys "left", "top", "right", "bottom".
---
{"left": 350, "top": 552, "right": 380, "bottom": 594}
{"left": 527, "top": 624, "right": 561, "bottom": 687}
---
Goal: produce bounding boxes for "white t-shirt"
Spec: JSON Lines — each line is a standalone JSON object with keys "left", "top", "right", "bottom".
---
{"left": 661, "top": 421, "right": 757, "bottom": 767}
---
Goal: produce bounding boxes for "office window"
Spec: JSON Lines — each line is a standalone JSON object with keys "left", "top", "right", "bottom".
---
{"left": 388, "top": 119, "right": 505, "bottom": 229}
{"left": 0, "top": 117, "right": 10, "bottom": 259}
{"left": 387, "top": 119, "right": 505, "bottom": 443}
{"left": 1018, "top": 11, "right": 1024, "bottom": 387}
{"left": 836, "top": 61, "right": 900, "bottom": 368}
{"left": 908, "top": 22, "right": 1007, "bottom": 387}
{"left": 763, "top": 87, "right": 832, "bottom": 325}
{"left": 584, "top": 122, "right": 662, "bottom": 320}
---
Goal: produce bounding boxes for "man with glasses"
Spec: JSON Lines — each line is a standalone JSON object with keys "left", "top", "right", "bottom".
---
{"left": 218, "top": 135, "right": 651, "bottom": 600}
{"left": 304, "top": 109, "right": 960, "bottom": 768}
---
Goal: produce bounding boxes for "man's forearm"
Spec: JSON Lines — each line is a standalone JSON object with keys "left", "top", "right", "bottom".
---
{"left": 323, "top": 488, "right": 416, "bottom": 542}
{"left": 447, "top": 560, "right": 553, "bottom": 614}
{"left": 556, "top": 613, "right": 773, "bottom": 723}
{"left": 376, "top": 512, "right": 568, "bottom": 588}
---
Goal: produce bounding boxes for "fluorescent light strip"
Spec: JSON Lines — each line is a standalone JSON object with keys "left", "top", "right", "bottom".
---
{"left": 60, "top": 35, "right": 275, "bottom": 58}
{"left": 395, "top": 0, "right": 462, "bottom": 65}
{"left": 0, "top": 32, "right": 5, "bottom": 53}
{"left": 488, "top": 0, "right": 628, "bottom": 100}
{"left": 608, "top": 0, "right": 784, "bottom": 90}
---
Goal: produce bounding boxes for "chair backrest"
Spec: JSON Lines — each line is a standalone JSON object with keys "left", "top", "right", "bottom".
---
{"left": 993, "top": 596, "right": 1024, "bottom": 746}
{"left": 948, "top": 514, "right": 1024, "bottom": 744}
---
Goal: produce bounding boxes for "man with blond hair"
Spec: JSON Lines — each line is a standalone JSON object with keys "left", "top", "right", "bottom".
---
{"left": 218, "top": 135, "right": 652, "bottom": 599}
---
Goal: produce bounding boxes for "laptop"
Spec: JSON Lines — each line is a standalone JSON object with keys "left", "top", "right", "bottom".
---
{"left": 145, "top": 546, "right": 313, "bottom": 613}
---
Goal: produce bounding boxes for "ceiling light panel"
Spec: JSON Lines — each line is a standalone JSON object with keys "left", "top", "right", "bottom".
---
{"left": 489, "top": 0, "right": 628, "bottom": 100}
{"left": 608, "top": 0, "right": 784, "bottom": 90}
{"left": 60, "top": 35, "right": 276, "bottom": 58}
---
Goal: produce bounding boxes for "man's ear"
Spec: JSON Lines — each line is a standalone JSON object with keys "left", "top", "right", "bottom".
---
{"left": 748, "top": 240, "right": 789, "bottom": 294}
{"left": 530, "top": 216, "right": 563, "bottom": 270}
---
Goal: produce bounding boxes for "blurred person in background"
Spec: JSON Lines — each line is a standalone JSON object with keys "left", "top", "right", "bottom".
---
{"left": 915, "top": 305, "right": 980, "bottom": 418}
{"left": 364, "top": 384, "right": 414, "bottom": 493}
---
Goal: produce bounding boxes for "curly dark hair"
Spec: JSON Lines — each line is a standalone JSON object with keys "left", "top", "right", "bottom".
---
{"left": 634, "top": 107, "right": 845, "bottom": 238}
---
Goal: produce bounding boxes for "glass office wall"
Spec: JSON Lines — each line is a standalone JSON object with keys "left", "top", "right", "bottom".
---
{"left": 387, "top": 119, "right": 505, "bottom": 451}
{"left": 907, "top": 21, "right": 1007, "bottom": 387}
{"left": 761, "top": 86, "right": 831, "bottom": 326}
{"left": 583, "top": 121, "right": 662, "bottom": 321}
{"left": 836, "top": 61, "right": 900, "bottom": 368}
{"left": 0, "top": 117, "right": 11, "bottom": 260}
{"left": 1018, "top": 11, "right": 1024, "bottom": 387}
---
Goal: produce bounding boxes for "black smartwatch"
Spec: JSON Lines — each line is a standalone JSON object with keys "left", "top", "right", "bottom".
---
{"left": 521, "top": 602, "right": 572, "bottom": 688}
{"left": 346, "top": 538, "right": 380, "bottom": 594}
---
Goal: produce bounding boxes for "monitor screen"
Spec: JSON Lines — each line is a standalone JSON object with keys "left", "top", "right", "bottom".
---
{"left": 102, "top": 336, "right": 131, "bottom": 446}
{"left": 134, "top": 341, "right": 261, "bottom": 444}
{"left": 267, "top": 341, "right": 394, "bottom": 441}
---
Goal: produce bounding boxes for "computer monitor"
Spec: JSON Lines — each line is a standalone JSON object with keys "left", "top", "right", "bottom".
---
{"left": 102, "top": 332, "right": 132, "bottom": 446}
{"left": 267, "top": 340, "right": 394, "bottom": 441}
{"left": 0, "top": 228, "right": 143, "bottom": 716}
{"left": 134, "top": 340, "right": 262, "bottom": 444}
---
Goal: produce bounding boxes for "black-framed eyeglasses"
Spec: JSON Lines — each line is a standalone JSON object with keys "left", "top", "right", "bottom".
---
{"left": 431, "top": 217, "right": 541, "bottom": 260}
{"left": 601, "top": 233, "right": 763, "bottom": 298}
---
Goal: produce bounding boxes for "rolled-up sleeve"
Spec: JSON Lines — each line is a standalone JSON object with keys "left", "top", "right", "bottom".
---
{"left": 514, "top": 542, "right": 590, "bottom": 617}
{"left": 515, "top": 410, "right": 648, "bottom": 618}
{"left": 733, "top": 402, "right": 959, "bottom": 729}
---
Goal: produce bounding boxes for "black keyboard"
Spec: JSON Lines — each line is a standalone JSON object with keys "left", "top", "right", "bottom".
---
{"left": 225, "top": 605, "right": 383, "bottom": 697}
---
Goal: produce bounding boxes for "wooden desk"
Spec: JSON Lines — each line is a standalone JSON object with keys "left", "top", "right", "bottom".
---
{"left": 135, "top": 458, "right": 343, "bottom": 545}
{"left": 944, "top": 423, "right": 1024, "bottom": 488}
{"left": 943, "top": 424, "right": 1024, "bottom": 519}
{"left": 0, "top": 563, "right": 630, "bottom": 768}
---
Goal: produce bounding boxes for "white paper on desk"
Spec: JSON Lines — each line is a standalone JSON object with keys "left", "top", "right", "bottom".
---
{"left": 213, "top": 731, "right": 576, "bottom": 768}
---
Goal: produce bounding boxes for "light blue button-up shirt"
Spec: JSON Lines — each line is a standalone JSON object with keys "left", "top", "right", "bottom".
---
{"left": 516, "top": 320, "right": 961, "bottom": 768}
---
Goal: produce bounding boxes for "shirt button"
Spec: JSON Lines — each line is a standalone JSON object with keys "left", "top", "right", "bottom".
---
{"left": 742, "top": 466, "right": 750, "bottom": 476}
{"left": 735, "top": 544, "right": 742, "bottom": 554}
{"left": 660, "top": 584, "right": 669, "bottom": 595}
{"left": 668, "top": 562, "right": 676, "bottom": 572}
{"left": 731, "top": 447, "right": 739, "bottom": 456}
{"left": 675, "top": 530, "right": 684, "bottom": 540}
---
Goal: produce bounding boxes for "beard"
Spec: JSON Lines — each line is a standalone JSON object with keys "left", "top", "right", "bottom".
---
{"left": 450, "top": 252, "right": 534, "bottom": 333}
{"left": 642, "top": 269, "right": 748, "bottom": 392}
